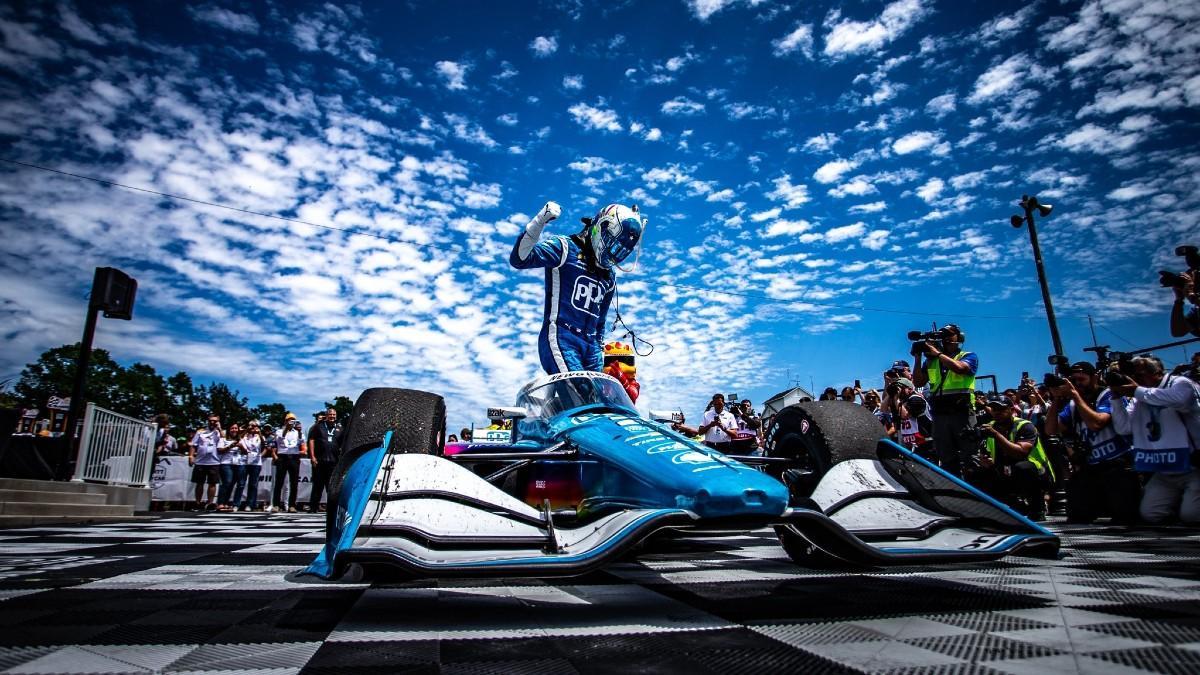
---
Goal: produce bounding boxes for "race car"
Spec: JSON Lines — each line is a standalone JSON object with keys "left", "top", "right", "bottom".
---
{"left": 302, "top": 371, "right": 1058, "bottom": 579}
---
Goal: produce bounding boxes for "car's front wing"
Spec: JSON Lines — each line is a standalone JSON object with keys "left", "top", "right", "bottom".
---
{"left": 300, "top": 438, "right": 1058, "bottom": 580}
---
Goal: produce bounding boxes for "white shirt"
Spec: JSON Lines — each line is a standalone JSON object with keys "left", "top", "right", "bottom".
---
{"left": 277, "top": 428, "right": 304, "bottom": 455}
{"left": 1112, "top": 374, "right": 1200, "bottom": 471}
{"left": 218, "top": 436, "right": 239, "bottom": 465}
{"left": 191, "top": 428, "right": 222, "bottom": 465}
{"left": 239, "top": 434, "right": 263, "bottom": 466}
{"left": 702, "top": 408, "right": 738, "bottom": 444}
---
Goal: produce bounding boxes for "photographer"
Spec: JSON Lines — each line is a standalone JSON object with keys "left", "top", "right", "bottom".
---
{"left": 1169, "top": 270, "right": 1200, "bottom": 337}
{"left": 912, "top": 324, "right": 979, "bottom": 477}
{"left": 888, "top": 378, "right": 933, "bottom": 461}
{"left": 271, "top": 413, "right": 305, "bottom": 513}
{"left": 974, "top": 395, "right": 1054, "bottom": 520}
{"left": 1110, "top": 355, "right": 1200, "bottom": 524}
{"left": 699, "top": 393, "right": 739, "bottom": 453}
{"left": 1045, "top": 362, "right": 1138, "bottom": 524}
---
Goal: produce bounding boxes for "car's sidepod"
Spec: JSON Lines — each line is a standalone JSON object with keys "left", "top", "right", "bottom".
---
{"left": 557, "top": 411, "right": 789, "bottom": 519}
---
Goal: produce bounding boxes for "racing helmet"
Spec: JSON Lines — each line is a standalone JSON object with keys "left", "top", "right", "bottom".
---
{"left": 588, "top": 203, "right": 645, "bottom": 271}
{"left": 603, "top": 341, "right": 636, "bottom": 377}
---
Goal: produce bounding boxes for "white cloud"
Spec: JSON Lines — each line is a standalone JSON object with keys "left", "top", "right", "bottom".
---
{"left": 767, "top": 175, "right": 810, "bottom": 209}
{"left": 773, "top": 24, "right": 814, "bottom": 58}
{"left": 967, "top": 54, "right": 1055, "bottom": 104}
{"left": 443, "top": 113, "right": 497, "bottom": 148}
{"left": 1107, "top": 183, "right": 1157, "bottom": 201}
{"left": 949, "top": 170, "right": 987, "bottom": 190}
{"left": 529, "top": 35, "right": 558, "bottom": 57}
{"left": 828, "top": 178, "right": 877, "bottom": 198}
{"left": 915, "top": 177, "right": 944, "bottom": 201}
{"left": 802, "top": 133, "right": 839, "bottom": 152}
{"left": 823, "top": 0, "right": 932, "bottom": 58}
{"left": 665, "top": 53, "right": 698, "bottom": 72}
{"left": 562, "top": 74, "right": 584, "bottom": 90}
{"left": 188, "top": 6, "right": 260, "bottom": 34}
{"left": 750, "top": 207, "right": 782, "bottom": 222}
{"left": 861, "top": 229, "right": 890, "bottom": 250}
{"left": 926, "top": 93, "right": 956, "bottom": 118}
{"left": 891, "top": 130, "right": 950, "bottom": 156}
{"left": 814, "top": 159, "right": 857, "bottom": 184}
{"left": 496, "top": 113, "right": 518, "bottom": 126}
{"left": 763, "top": 219, "right": 813, "bottom": 237}
{"left": 661, "top": 96, "right": 706, "bottom": 116}
{"left": 975, "top": 5, "right": 1038, "bottom": 42}
{"left": 1054, "top": 122, "right": 1143, "bottom": 154}
{"left": 824, "top": 222, "right": 866, "bottom": 244}
{"left": 643, "top": 127, "right": 663, "bottom": 141}
{"left": 848, "top": 201, "right": 886, "bottom": 214}
{"left": 706, "top": 188, "right": 735, "bottom": 202}
{"left": 567, "top": 157, "right": 608, "bottom": 174}
{"left": 434, "top": 60, "right": 469, "bottom": 90}
{"left": 567, "top": 102, "right": 622, "bottom": 132}
{"left": 724, "top": 102, "right": 776, "bottom": 120}
{"left": 686, "top": 0, "right": 766, "bottom": 21}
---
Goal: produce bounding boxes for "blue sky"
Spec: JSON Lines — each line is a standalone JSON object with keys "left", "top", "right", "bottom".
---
{"left": 0, "top": 0, "right": 1195, "bottom": 430}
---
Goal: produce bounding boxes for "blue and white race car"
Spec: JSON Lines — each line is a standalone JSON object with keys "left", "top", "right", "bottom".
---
{"left": 303, "top": 371, "right": 1058, "bottom": 579}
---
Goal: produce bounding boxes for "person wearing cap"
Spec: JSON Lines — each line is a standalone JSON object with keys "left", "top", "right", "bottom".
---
{"left": 1109, "top": 355, "right": 1200, "bottom": 524}
{"left": 912, "top": 324, "right": 979, "bottom": 477}
{"left": 1045, "top": 361, "right": 1138, "bottom": 524}
{"left": 271, "top": 412, "right": 305, "bottom": 513}
{"left": 976, "top": 395, "right": 1054, "bottom": 520}
{"left": 886, "top": 378, "right": 934, "bottom": 460}
{"left": 881, "top": 360, "right": 911, "bottom": 414}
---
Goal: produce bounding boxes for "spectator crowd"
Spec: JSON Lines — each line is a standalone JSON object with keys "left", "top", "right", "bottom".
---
{"left": 153, "top": 407, "right": 343, "bottom": 513}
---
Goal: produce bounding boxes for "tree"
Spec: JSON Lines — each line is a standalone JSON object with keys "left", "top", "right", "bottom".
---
{"left": 324, "top": 395, "right": 354, "bottom": 422}
{"left": 111, "top": 362, "right": 170, "bottom": 420}
{"left": 15, "top": 343, "right": 124, "bottom": 410}
{"left": 207, "top": 382, "right": 252, "bottom": 428}
{"left": 251, "top": 402, "right": 288, "bottom": 429}
{"left": 166, "top": 371, "right": 205, "bottom": 432}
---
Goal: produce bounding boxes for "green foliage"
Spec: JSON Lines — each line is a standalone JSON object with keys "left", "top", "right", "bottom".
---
{"left": 324, "top": 395, "right": 354, "bottom": 422}
{"left": 13, "top": 343, "right": 308, "bottom": 434}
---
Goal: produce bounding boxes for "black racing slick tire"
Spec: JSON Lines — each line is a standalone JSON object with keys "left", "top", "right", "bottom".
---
{"left": 765, "top": 401, "right": 884, "bottom": 570}
{"left": 325, "top": 388, "right": 446, "bottom": 539}
{"left": 764, "top": 401, "right": 883, "bottom": 505}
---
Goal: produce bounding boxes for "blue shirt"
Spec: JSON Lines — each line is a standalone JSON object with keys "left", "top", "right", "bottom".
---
{"left": 1058, "top": 389, "right": 1131, "bottom": 464}
{"left": 510, "top": 233, "right": 615, "bottom": 339}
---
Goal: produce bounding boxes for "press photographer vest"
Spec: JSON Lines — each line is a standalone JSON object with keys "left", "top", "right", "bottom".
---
{"left": 926, "top": 351, "right": 976, "bottom": 396}
{"left": 986, "top": 418, "right": 1054, "bottom": 480}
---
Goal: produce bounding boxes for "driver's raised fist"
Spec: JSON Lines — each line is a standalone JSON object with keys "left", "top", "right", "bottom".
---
{"left": 536, "top": 201, "right": 561, "bottom": 225}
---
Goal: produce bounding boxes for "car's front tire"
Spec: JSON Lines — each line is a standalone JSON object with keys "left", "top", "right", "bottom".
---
{"left": 325, "top": 387, "right": 446, "bottom": 540}
{"left": 764, "top": 401, "right": 884, "bottom": 569}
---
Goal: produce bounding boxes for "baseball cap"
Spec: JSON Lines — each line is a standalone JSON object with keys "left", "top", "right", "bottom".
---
{"left": 894, "top": 377, "right": 915, "bottom": 389}
{"left": 891, "top": 360, "right": 910, "bottom": 369}
{"left": 1069, "top": 361, "right": 1097, "bottom": 375}
{"left": 984, "top": 394, "right": 1011, "bottom": 408}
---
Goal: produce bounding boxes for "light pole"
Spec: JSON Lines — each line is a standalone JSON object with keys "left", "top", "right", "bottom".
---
{"left": 1009, "top": 195, "right": 1064, "bottom": 359}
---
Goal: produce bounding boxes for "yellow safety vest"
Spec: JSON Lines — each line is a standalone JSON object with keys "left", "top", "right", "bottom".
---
{"left": 986, "top": 418, "right": 1054, "bottom": 481}
{"left": 926, "top": 350, "right": 976, "bottom": 396}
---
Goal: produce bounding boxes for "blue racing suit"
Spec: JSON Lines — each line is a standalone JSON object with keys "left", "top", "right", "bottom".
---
{"left": 510, "top": 225, "right": 614, "bottom": 374}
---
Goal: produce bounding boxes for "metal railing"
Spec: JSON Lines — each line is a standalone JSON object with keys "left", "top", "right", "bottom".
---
{"left": 72, "top": 403, "right": 156, "bottom": 487}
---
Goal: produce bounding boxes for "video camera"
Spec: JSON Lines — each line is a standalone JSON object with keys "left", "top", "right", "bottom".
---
{"left": 907, "top": 329, "right": 943, "bottom": 356}
{"left": 1159, "top": 244, "right": 1200, "bottom": 288}
{"left": 1080, "top": 345, "right": 1136, "bottom": 388}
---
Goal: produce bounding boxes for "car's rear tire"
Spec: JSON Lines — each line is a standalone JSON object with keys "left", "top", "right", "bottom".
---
{"left": 763, "top": 401, "right": 884, "bottom": 569}
{"left": 325, "top": 388, "right": 446, "bottom": 539}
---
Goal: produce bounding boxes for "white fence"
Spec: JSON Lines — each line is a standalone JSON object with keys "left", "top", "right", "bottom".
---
{"left": 72, "top": 403, "right": 156, "bottom": 487}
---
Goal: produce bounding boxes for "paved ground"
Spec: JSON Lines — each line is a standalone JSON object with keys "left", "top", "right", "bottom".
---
{"left": 0, "top": 514, "right": 1198, "bottom": 674}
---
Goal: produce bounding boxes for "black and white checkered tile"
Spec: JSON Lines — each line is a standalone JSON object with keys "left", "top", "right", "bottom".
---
{"left": 1, "top": 514, "right": 1199, "bottom": 674}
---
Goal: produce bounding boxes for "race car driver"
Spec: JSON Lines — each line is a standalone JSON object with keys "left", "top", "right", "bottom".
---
{"left": 510, "top": 201, "right": 645, "bottom": 375}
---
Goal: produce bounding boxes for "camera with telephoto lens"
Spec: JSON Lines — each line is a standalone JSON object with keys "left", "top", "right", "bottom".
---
{"left": 1159, "top": 245, "right": 1200, "bottom": 288}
